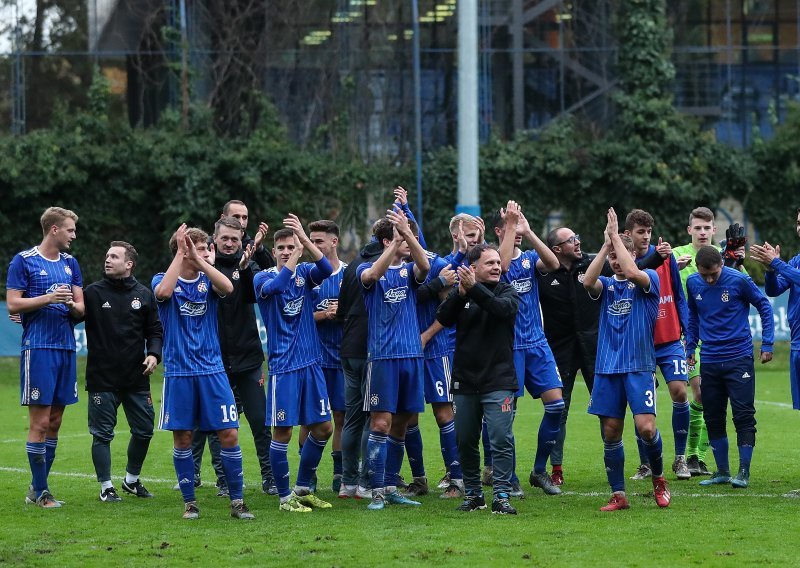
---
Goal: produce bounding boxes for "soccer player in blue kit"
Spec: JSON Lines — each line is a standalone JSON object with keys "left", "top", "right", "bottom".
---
{"left": 254, "top": 215, "right": 334, "bottom": 513}
{"left": 7, "top": 207, "right": 84, "bottom": 509}
{"left": 583, "top": 208, "right": 671, "bottom": 511}
{"left": 686, "top": 246, "right": 774, "bottom": 489}
{"left": 153, "top": 224, "right": 253, "bottom": 520}
{"left": 309, "top": 219, "right": 347, "bottom": 492}
{"left": 494, "top": 201, "right": 563, "bottom": 497}
{"left": 358, "top": 207, "right": 430, "bottom": 510}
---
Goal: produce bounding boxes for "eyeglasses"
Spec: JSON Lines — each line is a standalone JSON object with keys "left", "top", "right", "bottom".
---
{"left": 554, "top": 234, "right": 580, "bottom": 246}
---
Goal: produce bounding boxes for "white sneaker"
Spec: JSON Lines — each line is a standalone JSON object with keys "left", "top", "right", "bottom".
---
{"left": 338, "top": 484, "right": 357, "bottom": 499}
{"left": 355, "top": 485, "right": 372, "bottom": 499}
{"left": 630, "top": 464, "right": 652, "bottom": 480}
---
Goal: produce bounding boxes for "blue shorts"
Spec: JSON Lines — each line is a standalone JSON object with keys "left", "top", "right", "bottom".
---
{"left": 513, "top": 344, "right": 563, "bottom": 398}
{"left": 322, "top": 366, "right": 346, "bottom": 412}
{"left": 588, "top": 371, "right": 657, "bottom": 419}
{"left": 20, "top": 348, "right": 78, "bottom": 407}
{"left": 655, "top": 340, "right": 688, "bottom": 383}
{"left": 364, "top": 358, "right": 424, "bottom": 414}
{"left": 790, "top": 350, "right": 800, "bottom": 411}
{"left": 268, "top": 365, "right": 331, "bottom": 427}
{"left": 424, "top": 354, "right": 454, "bottom": 404}
{"left": 159, "top": 373, "right": 239, "bottom": 431}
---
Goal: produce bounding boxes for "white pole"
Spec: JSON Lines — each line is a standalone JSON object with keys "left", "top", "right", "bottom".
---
{"left": 457, "top": 0, "right": 480, "bottom": 217}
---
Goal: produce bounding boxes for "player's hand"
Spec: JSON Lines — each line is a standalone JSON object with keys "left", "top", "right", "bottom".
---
{"left": 606, "top": 208, "right": 618, "bottom": 235}
{"left": 387, "top": 206, "right": 411, "bottom": 238}
{"left": 676, "top": 254, "right": 693, "bottom": 270}
{"left": 206, "top": 243, "right": 216, "bottom": 266}
{"left": 686, "top": 354, "right": 696, "bottom": 367}
{"left": 474, "top": 216, "right": 486, "bottom": 243}
{"left": 504, "top": 200, "right": 521, "bottom": 229}
{"left": 284, "top": 213, "right": 309, "bottom": 243}
{"left": 393, "top": 186, "right": 408, "bottom": 206}
{"left": 656, "top": 237, "right": 672, "bottom": 258}
{"left": 291, "top": 233, "right": 304, "bottom": 258}
{"left": 420, "top": 333, "right": 429, "bottom": 350}
{"left": 8, "top": 313, "right": 21, "bottom": 325}
{"left": 142, "top": 355, "right": 158, "bottom": 375}
{"left": 326, "top": 299, "right": 338, "bottom": 320}
{"left": 253, "top": 222, "right": 269, "bottom": 249}
{"left": 239, "top": 243, "right": 254, "bottom": 270}
{"left": 750, "top": 242, "right": 779, "bottom": 267}
{"left": 761, "top": 351, "right": 773, "bottom": 364}
{"left": 455, "top": 221, "right": 468, "bottom": 253}
{"left": 518, "top": 210, "right": 532, "bottom": 236}
{"left": 439, "top": 264, "right": 457, "bottom": 286}
{"left": 457, "top": 265, "right": 476, "bottom": 290}
{"left": 49, "top": 284, "right": 73, "bottom": 305}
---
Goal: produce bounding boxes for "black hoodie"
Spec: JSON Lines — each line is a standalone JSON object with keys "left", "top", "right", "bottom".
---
{"left": 337, "top": 240, "right": 384, "bottom": 359}
{"left": 83, "top": 275, "right": 163, "bottom": 392}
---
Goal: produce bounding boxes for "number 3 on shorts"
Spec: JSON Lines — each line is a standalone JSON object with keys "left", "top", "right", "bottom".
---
{"left": 644, "top": 390, "right": 654, "bottom": 408}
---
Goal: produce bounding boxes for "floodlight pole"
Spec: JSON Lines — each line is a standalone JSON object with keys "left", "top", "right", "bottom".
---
{"left": 412, "top": 0, "right": 424, "bottom": 231}
{"left": 456, "top": 0, "right": 480, "bottom": 216}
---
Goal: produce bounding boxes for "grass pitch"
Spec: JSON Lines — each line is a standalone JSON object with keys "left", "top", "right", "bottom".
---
{"left": 0, "top": 345, "right": 798, "bottom": 567}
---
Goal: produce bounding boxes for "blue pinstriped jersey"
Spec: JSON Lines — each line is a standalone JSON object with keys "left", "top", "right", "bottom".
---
{"left": 501, "top": 249, "right": 547, "bottom": 349}
{"left": 595, "top": 270, "right": 660, "bottom": 374}
{"left": 152, "top": 272, "right": 225, "bottom": 377}
{"left": 312, "top": 262, "right": 347, "bottom": 368}
{"left": 417, "top": 252, "right": 455, "bottom": 360}
{"left": 6, "top": 247, "right": 83, "bottom": 351}
{"left": 357, "top": 261, "right": 423, "bottom": 360}
{"left": 254, "top": 263, "right": 323, "bottom": 373}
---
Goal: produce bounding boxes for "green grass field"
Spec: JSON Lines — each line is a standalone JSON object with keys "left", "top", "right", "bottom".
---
{"left": 1, "top": 345, "right": 799, "bottom": 567}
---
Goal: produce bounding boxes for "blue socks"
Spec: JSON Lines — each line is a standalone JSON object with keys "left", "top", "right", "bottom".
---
{"left": 534, "top": 400, "right": 564, "bottom": 473}
{"left": 603, "top": 440, "right": 625, "bottom": 492}
{"left": 385, "top": 436, "right": 405, "bottom": 489}
{"left": 270, "top": 440, "right": 291, "bottom": 499}
{"left": 709, "top": 436, "right": 730, "bottom": 474}
{"left": 439, "top": 420, "right": 462, "bottom": 480}
{"left": 45, "top": 438, "right": 58, "bottom": 477}
{"left": 405, "top": 425, "right": 426, "bottom": 478}
{"left": 173, "top": 447, "right": 196, "bottom": 503}
{"left": 26, "top": 442, "right": 47, "bottom": 496}
{"left": 367, "top": 431, "right": 388, "bottom": 492}
{"left": 634, "top": 426, "right": 649, "bottom": 466}
{"left": 332, "top": 450, "right": 343, "bottom": 476}
{"left": 642, "top": 429, "right": 664, "bottom": 477}
{"left": 220, "top": 445, "right": 244, "bottom": 500}
{"left": 738, "top": 444, "right": 753, "bottom": 473}
{"left": 672, "top": 401, "right": 690, "bottom": 457}
{"left": 297, "top": 434, "right": 327, "bottom": 489}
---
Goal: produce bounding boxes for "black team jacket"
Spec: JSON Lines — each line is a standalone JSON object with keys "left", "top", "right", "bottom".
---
{"left": 82, "top": 275, "right": 162, "bottom": 392}
{"left": 436, "top": 281, "right": 519, "bottom": 394}
{"left": 337, "top": 240, "right": 384, "bottom": 359}
{"left": 214, "top": 250, "right": 265, "bottom": 374}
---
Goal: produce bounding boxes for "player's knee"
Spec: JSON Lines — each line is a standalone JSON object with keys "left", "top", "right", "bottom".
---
{"left": 172, "top": 430, "right": 193, "bottom": 448}
{"left": 272, "top": 426, "right": 293, "bottom": 443}
{"left": 432, "top": 404, "right": 453, "bottom": 425}
{"left": 370, "top": 416, "right": 391, "bottom": 434}
{"left": 637, "top": 424, "right": 657, "bottom": 441}
{"left": 311, "top": 421, "right": 333, "bottom": 440}
{"left": 216, "top": 428, "right": 239, "bottom": 447}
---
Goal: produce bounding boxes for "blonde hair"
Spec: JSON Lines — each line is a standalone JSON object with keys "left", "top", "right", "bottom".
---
{"left": 40, "top": 207, "right": 78, "bottom": 235}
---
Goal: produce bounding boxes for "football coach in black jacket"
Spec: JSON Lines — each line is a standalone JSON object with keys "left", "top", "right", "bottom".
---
{"left": 437, "top": 243, "right": 520, "bottom": 515}
{"left": 82, "top": 241, "right": 162, "bottom": 502}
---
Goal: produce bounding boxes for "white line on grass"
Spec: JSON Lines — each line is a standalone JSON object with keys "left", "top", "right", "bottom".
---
{"left": 0, "top": 433, "right": 89, "bottom": 444}
{"left": 1, "top": 467, "right": 798, "bottom": 499}
{"left": 755, "top": 399, "right": 794, "bottom": 409}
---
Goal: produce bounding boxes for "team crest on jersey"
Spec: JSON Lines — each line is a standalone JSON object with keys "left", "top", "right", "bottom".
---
{"left": 295, "top": 275, "right": 306, "bottom": 287}
{"left": 179, "top": 301, "right": 207, "bottom": 317}
{"left": 283, "top": 297, "right": 304, "bottom": 316}
{"left": 399, "top": 267, "right": 408, "bottom": 278}
{"left": 370, "top": 394, "right": 380, "bottom": 406}
{"left": 577, "top": 272, "right": 585, "bottom": 283}
{"left": 384, "top": 286, "right": 408, "bottom": 303}
{"left": 131, "top": 298, "right": 142, "bottom": 310}
{"left": 64, "top": 266, "right": 72, "bottom": 276}
{"left": 608, "top": 299, "right": 632, "bottom": 316}
{"left": 232, "top": 270, "right": 240, "bottom": 281}
{"left": 521, "top": 258, "right": 531, "bottom": 270}
{"left": 511, "top": 278, "right": 532, "bottom": 294}
{"left": 277, "top": 409, "right": 286, "bottom": 422}
{"left": 197, "top": 282, "right": 208, "bottom": 293}
{"left": 627, "top": 281, "right": 635, "bottom": 289}
{"left": 30, "top": 388, "right": 40, "bottom": 401}
{"left": 721, "top": 290, "right": 729, "bottom": 303}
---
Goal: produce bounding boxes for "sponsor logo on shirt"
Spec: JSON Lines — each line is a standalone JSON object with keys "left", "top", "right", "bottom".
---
{"left": 384, "top": 286, "right": 408, "bottom": 303}
{"left": 39, "top": 269, "right": 48, "bottom": 276}
{"left": 179, "top": 301, "right": 207, "bottom": 317}
{"left": 659, "top": 294, "right": 673, "bottom": 305}
{"left": 550, "top": 280, "right": 560, "bottom": 286}
{"left": 695, "top": 293, "right": 702, "bottom": 300}
{"left": 102, "top": 301, "right": 111, "bottom": 309}
{"left": 511, "top": 278, "right": 532, "bottom": 294}
{"left": 283, "top": 297, "right": 304, "bottom": 316}
{"left": 607, "top": 299, "right": 632, "bottom": 316}
{"left": 316, "top": 298, "right": 334, "bottom": 311}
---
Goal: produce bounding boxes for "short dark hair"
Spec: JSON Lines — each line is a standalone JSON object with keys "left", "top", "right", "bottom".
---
{"left": 490, "top": 208, "right": 504, "bottom": 231}
{"left": 546, "top": 227, "right": 564, "bottom": 248}
{"left": 214, "top": 216, "right": 243, "bottom": 236}
{"left": 109, "top": 240, "right": 138, "bottom": 271}
{"left": 689, "top": 207, "right": 714, "bottom": 224}
{"left": 169, "top": 227, "right": 208, "bottom": 255}
{"left": 373, "top": 218, "right": 394, "bottom": 244}
{"left": 467, "top": 243, "right": 498, "bottom": 265}
{"left": 273, "top": 228, "right": 295, "bottom": 243}
{"left": 308, "top": 220, "right": 339, "bottom": 237}
{"left": 624, "top": 209, "right": 654, "bottom": 231}
{"left": 222, "top": 200, "right": 246, "bottom": 215}
{"left": 618, "top": 234, "right": 635, "bottom": 253}
{"left": 695, "top": 245, "right": 723, "bottom": 269}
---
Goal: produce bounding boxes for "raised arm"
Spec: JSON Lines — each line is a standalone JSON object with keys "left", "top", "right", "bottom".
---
{"left": 394, "top": 186, "right": 427, "bottom": 251}
{"left": 607, "top": 208, "right": 651, "bottom": 290}
{"left": 390, "top": 207, "right": 429, "bottom": 282}
{"left": 360, "top": 236, "right": 400, "bottom": 287}
{"left": 498, "top": 201, "right": 518, "bottom": 273}
{"left": 517, "top": 211, "right": 558, "bottom": 272}
{"left": 154, "top": 224, "right": 188, "bottom": 301}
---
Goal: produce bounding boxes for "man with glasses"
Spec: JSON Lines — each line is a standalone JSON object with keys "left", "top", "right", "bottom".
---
{"left": 536, "top": 228, "right": 600, "bottom": 486}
